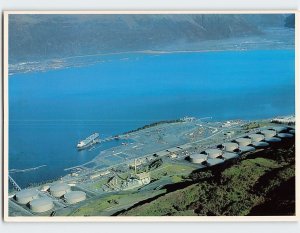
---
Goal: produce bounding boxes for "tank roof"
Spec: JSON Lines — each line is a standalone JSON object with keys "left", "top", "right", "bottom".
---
{"left": 50, "top": 183, "right": 70, "bottom": 192}
{"left": 30, "top": 197, "right": 52, "bottom": 206}
{"left": 252, "top": 142, "right": 269, "bottom": 147}
{"left": 190, "top": 153, "right": 208, "bottom": 159}
{"left": 277, "top": 133, "right": 293, "bottom": 138}
{"left": 264, "top": 137, "right": 281, "bottom": 142}
{"left": 222, "top": 142, "right": 238, "bottom": 146}
{"left": 16, "top": 189, "right": 38, "bottom": 199}
{"left": 272, "top": 126, "right": 288, "bottom": 132}
{"left": 205, "top": 149, "right": 222, "bottom": 154}
{"left": 235, "top": 138, "right": 251, "bottom": 142}
{"left": 239, "top": 146, "right": 255, "bottom": 152}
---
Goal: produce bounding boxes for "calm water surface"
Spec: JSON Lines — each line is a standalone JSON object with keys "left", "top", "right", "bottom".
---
{"left": 9, "top": 50, "right": 295, "bottom": 188}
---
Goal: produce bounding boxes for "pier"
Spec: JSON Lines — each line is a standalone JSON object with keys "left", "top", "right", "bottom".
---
{"left": 9, "top": 175, "right": 22, "bottom": 191}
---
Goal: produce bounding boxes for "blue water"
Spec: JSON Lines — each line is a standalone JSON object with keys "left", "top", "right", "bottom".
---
{"left": 9, "top": 50, "right": 295, "bottom": 188}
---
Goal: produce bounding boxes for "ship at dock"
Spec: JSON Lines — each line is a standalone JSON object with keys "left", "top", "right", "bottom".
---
{"left": 77, "top": 133, "right": 100, "bottom": 150}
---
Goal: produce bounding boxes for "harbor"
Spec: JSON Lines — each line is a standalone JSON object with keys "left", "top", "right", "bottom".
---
{"left": 8, "top": 115, "right": 295, "bottom": 216}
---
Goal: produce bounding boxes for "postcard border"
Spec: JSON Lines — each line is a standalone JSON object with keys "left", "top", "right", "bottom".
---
{"left": 2, "top": 10, "right": 300, "bottom": 222}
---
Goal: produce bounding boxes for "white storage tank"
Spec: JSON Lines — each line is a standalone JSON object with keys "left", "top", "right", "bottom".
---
{"left": 248, "top": 134, "right": 264, "bottom": 142}
{"left": 189, "top": 153, "right": 208, "bottom": 164}
{"left": 222, "top": 142, "right": 238, "bottom": 152}
{"left": 235, "top": 138, "right": 252, "bottom": 146}
{"left": 272, "top": 126, "right": 287, "bottom": 133}
{"left": 277, "top": 133, "right": 294, "bottom": 138}
{"left": 289, "top": 129, "right": 295, "bottom": 134}
{"left": 50, "top": 183, "right": 71, "bottom": 198}
{"left": 205, "top": 149, "right": 222, "bottom": 158}
{"left": 261, "top": 130, "right": 276, "bottom": 138}
{"left": 252, "top": 142, "right": 269, "bottom": 148}
{"left": 264, "top": 137, "right": 281, "bottom": 143}
{"left": 222, "top": 152, "right": 238, "bottom": 160}
{"left": 64, "top": 191, "right": 86, "bottom": 204}
{"left": 30, "top": 198, "right": 54, "bottom": 213}
{"left": 207, "top": 158, "right": 224, "bottom": 166}
{"left": 15, "top": 189, "right": 39, "bottom": 204}
{"left": 239, "top": 146, "right": 256, "bottom": 153}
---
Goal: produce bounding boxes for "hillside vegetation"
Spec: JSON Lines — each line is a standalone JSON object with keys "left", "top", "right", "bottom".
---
{"left": 120, "top": 140, "right": 295, "bottom": 216}
{"left": 9, "top": 14, "right": 292, "bottom": 63}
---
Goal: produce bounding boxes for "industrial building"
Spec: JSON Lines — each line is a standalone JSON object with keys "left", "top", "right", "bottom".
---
{"left": 222, "top": 142, "right": 238, "bottom": 152}
{"left": 167, "top": 147, "right": 182, "bottom": 153}
{"left": 29, "top": 198, "right": 54, "bottom": 213}
{"left": 248, "top": 134, "right": 264, "bottom": 142}
{"left": 189, "top": 153, "right": 208, "bottom": 164}
{"left": 64, "top": 191, "right": 86, "bottom": 204}
{"left": 50, "top": 183, "right": 71, "bottom": 198}
{"left": 154, "top": 150, "right": 170, "bottom": 157}
{"left": 205, "top": 149, "right": 222, "bottom": 158}
{"left": 15, "top": 189, "right": 39, "bottom": 204}
{"left": 235, "top": 138, "right": 252, "bottom": 146}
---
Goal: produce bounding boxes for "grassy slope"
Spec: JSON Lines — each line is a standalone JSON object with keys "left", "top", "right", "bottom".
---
{"left": 120, "top": 141, "right": 295, "bottom": 216}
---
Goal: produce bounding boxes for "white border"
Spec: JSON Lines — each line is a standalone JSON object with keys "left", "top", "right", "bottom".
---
{"left": 3, "top": 10, "right": 300, "bottom": 222}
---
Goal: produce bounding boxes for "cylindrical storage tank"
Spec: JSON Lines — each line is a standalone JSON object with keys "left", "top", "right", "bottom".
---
{"left": 50, "top": 183, "right": 71, "bottom": 198}
{"left": 272, "top": 126, "right": 287, "bottom": 133}
{"left": 277, "top": 133, "right": 294, "bottom": 138}
{"left": 15, "top": 189, "right": 39, "bottom": 204}
{"left": 265, "top": 137, "right": 281, "bottom": 143}
{"left": 252, "top": 142, "right": 269, "bottom": 148}
{"left": 189, "top": 153, "right": 208, "bottom": 164}
{"left": 235, "top": 138, "right": 252, "bottom": 146}
{"left": 239, "top": 146, "right": 256, "bottom": 153}
{"left": 64, "top": 191, "right": 86, "bottom": 204}
{"left": 40, "top": 185, "right": 50, "bottom": 192}
{"left": 205, "top": 149, "right": 222, "bottom": 158}
{"left": 222, "top": 142, "right": 238, "bottom": 152}
{"left": 261, "top": 130, "right": 276, "bottom": 138}
{"left": 222, "top": 152, "right": 238, "bottom": 160}
{"left": 30, "top": 198, "right": 54, "bottom": 213}
{"left": 207, "top": 158, "right": 224, "bottom": 166}
{"left": 289, "top": 129, "right": 295, "bottom": 134}
{"left": 248, "top": 134, "right": 264, "bottom": 142}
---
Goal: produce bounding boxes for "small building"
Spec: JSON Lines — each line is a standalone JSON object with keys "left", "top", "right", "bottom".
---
{"left": 154, "top": 150, "right": 170, "bottom": 157}
{"left": 167, "top": 147, "right": 182, "bottom": 153}
{"left": 135, "top": 172, "right": 151, "bottom": 185}
{"left": 168, "top": 153, "right": 177, "bottom": 159}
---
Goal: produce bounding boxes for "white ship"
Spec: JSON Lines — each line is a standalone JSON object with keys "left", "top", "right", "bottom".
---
{"left": 77, "top": 133, "right": 100, "bottom": 150}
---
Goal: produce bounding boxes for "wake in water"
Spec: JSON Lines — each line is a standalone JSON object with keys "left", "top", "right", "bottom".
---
{"left": 9, "top": 165, "right": 47, "bottom": 174}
